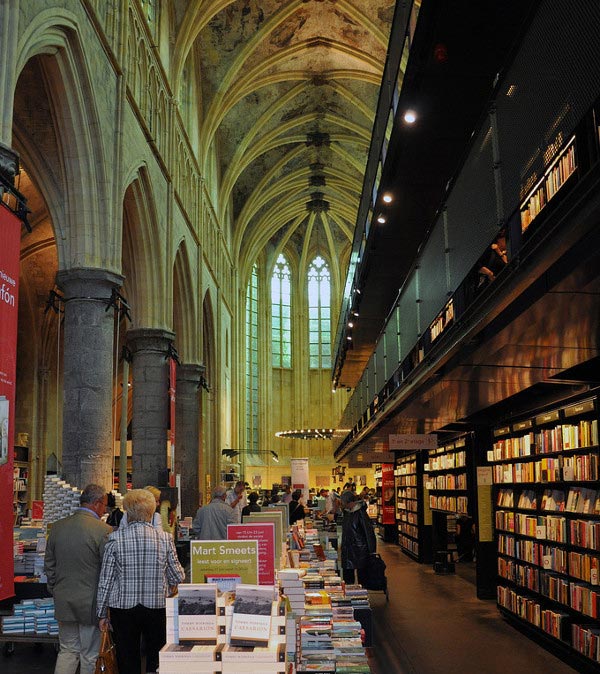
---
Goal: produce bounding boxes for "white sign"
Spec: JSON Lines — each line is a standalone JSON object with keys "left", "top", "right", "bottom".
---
{"left": 290, "top": 458, "right": 310, "bottom": 502}
{"left": 388, "top": 434, "right": 437, "bottom": 450}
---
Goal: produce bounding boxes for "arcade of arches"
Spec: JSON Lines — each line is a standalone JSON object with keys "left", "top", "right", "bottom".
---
{"left": 1, "top": 0, "right": 398, "bottom": 515}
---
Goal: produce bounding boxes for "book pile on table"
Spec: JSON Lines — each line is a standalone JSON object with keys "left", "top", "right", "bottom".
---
{"left": 296, "top": 611, "right": 370, "bottom": 673}
{"left": 343, "top": 585, "right": 370, "bottom": 609}
{"left": 1, "top": 598, "right": 58, "bottom": 636}
{"left": 42, "top": 475, "right": 81, "bottom": 524}
{"left": 160, "top": 583, "right": 288, "bottom": 673}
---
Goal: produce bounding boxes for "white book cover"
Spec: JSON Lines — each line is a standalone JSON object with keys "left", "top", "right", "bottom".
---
{"left": 229, "top": 584, "right": 276, "bottom": 647}
{"left": 178, "top": 584, "right": 218, "bottom": 643}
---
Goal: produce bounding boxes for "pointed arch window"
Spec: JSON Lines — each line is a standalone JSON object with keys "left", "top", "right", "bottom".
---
{"left": 246, "top": 264, "right": 259, "bottom": 451}
{"left": 308, "top": 256, "right": 331, "bottom": 369}
{"left": 271, "top": 254, "right": 292, "bottom": 368}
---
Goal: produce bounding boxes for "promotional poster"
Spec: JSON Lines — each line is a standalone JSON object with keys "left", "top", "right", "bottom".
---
{"left": 0, "top": 206, "right": 21, "bottom": 601}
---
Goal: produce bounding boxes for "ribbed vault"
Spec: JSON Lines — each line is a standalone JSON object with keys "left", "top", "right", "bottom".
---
{"left": 173, "top": 0, "right": 397, "bottom": 272}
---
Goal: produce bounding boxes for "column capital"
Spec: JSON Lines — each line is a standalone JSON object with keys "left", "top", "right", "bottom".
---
{"left": 56, "top": 267, "right": 124, "bottom": 298}
{"left": 126, "top": 327, "right": 176, "bottom": 355}
{"left": 176, "top": 362, "right": 205, "bottom": 385}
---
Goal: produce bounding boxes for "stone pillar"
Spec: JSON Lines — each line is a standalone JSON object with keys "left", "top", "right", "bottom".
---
{"left": 127, "top": 327, "right": 174, "bottom": 488}
{"left": 175, "top": 363, "right": 204, "bottom": 517}
{"left": 57, "top": 268, "right": 124, "bottom": 491}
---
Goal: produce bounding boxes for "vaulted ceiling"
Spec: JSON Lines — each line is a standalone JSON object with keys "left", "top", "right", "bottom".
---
{"left": 175, "top": 0, "right": 400, "bottom": 276}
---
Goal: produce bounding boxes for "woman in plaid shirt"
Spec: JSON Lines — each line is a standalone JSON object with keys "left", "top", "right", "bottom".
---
{"left": 97, "top": 489, "right": 185, "bottom": 673}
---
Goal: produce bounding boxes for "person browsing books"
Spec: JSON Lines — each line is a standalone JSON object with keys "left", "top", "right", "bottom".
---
{"left": 192, "top": 485, "right": 237, "bottom": 539}
{"left": 241, "top": 491, "right": 262, "bottom": 516}
{"left": 97, "top": 488, "right": 184, "bottom": 674}
{"left": 288, "top": 489, "right": 307, "bottom": 524}
{"left": 226, "top": 480, "right": 248, "bottom": 523}
{"left": 340, "top": 490, "right": 376, "bottom": 585}
{"left": 118, "top": 484, "right": 163, "bottom": 531}
{"left": 43, "top": 483, "right": 112, "bottom": 674}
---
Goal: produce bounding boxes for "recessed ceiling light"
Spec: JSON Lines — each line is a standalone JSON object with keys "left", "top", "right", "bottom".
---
{"left": 377, "top": 215, "right": 386, "bottom": 224}
{"left": 383, "top": 194, "right": 392, "bottom": 203}
{"left": 404, "top": 110, "right": 417, "bottom": 124}
{"left": 348, "top": 321, "right": 354, "bottom": 328}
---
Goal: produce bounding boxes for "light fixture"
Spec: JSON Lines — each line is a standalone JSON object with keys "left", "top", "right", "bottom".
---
{"left": 404, "top": 110, "right": 417, "bottom": 124}
{"left": 275, "top": 429, "right": 335, "bottom": 440}
{"left": 377, "top": 215, "right": 386, "bottom": 224}
{"left": 221, "top": 448, "right": 278, "bottom": 462}
{"left": 347, "top": 335, "right": 352, "bottom": 341}
{"left": 352, "top": 311, "right": 359, "bottom": 317}
{"left": 348, "top": 321, "right": 354, "bottom": 328}
{"left": 382, "top": 194, "right": 392, "bottom": 203}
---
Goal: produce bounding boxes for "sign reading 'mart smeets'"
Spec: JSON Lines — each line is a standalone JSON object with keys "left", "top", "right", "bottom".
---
{"left": 190, "top": 539, "right": 259, "bottom": 584}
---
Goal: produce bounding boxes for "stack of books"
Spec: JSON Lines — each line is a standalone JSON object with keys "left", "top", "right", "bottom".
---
{"left": 160, "top": 583, "right": 288, "bottom": 674}
{"left": 1, "top": 598, "right": 58, "bottom": 636}
{"left": 42, "top": 475, "right": 81, "bottom": 524}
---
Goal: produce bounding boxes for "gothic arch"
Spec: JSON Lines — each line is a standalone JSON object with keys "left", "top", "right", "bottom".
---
{"left": 173, "top": 240, "right": 198, "bottom": 362}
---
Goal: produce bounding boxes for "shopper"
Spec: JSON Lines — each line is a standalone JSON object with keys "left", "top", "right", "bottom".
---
{"left": 226, "top": 479, "right": 247, "bottom": 523}
{"left": 118, "top": 484, "right": 163, "bottom": 530}
{"left": 288, "top": 489, "right": 307, "bottom": 524}
{"left": 97, "top": 489, "right": 184, "bottom": 674}
{"left": 340, "top": 491, "right": 376, "bottom": 585}
{"left": 241, "top": 491, "right": 262, "bottom": 516}
{"left": 280, "top": 484, "right": 293, "bottom": 504}
{"left": 192, "top": 485, "right": 237, "bottom": 539}
{"left": 43, "top": 483, "right": 111, "bottom": 674}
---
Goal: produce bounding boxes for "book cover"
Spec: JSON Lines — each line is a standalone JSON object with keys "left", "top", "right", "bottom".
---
{"left": 205, "top": 573, "right": 242, "bottom": 592}
{"left": 178, "top": 584, "right": 218, "bottom": 643}
{"left": 229, "top": 584, "right": 276, "bottom": 647}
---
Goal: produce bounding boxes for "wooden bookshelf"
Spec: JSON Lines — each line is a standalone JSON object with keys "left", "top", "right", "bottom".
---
{"left": 520, "top": 135, "right": 577, "bottom": 234}
{"left": 425, "top": 437, "right": 470, "bottom": 515}
{"left": 491, "top": 395, "right": 600, "bottom": 670}
{"left": 395, "top": 453, "right": 421, "bottom": 560}
{"left": 13, "top": 460, "right": 28, "bottom": 523}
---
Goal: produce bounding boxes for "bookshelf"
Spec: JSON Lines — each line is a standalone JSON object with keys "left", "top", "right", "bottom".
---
{"left": 425, "top": 437, "right": 470, "bottom": 515}
{"left": 13, "top": 460, "right": 28, "bottom": 523}
{"left": 520, "top": 135, "right": 577, "bottom": 234}
{"left": 395, "top": 451, "right": 431, "bottom": 563}
{"left": 425, "top": 436, "right": 473, "bottom": 569}
{"left": 490, "top": 395, "right": 600, "bottom": 670}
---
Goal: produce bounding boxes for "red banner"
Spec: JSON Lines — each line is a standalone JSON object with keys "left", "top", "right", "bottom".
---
{"left": 0, "top": 205, "right": 21, "bottom": 601}
{"left": 227, "top": 523, "right": 276, "bottom": 585}
{"left": 381, "top": 463, "right": 395, "bottom": 525}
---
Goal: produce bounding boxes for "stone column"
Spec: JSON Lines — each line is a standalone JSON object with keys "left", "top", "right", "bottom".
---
{"left": 127, "top": 327, "right": 174, "bottom": 488}
{"left": 57, "top": 268, "right": 124, "bottom": 491}
{"left": 175, "top": 363, "right": 204, "bottom": 517}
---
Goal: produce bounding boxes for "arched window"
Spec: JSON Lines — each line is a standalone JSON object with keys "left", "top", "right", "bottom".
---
{"left": 271, "top": 254, "right": 292, "bottom": 368}
{"left": 246, "top": 265, "right": 259, "bottom": 451}
{"left": 308, "top": 256, "right": 331, "bottom": 369}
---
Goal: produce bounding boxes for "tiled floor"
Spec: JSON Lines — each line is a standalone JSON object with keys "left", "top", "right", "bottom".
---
{"left": 0, "top": 542, "right": 581, "bottom": 673}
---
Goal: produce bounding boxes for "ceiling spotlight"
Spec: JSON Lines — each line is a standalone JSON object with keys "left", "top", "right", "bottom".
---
{"left": 404, "top": 110, "right": 417, "bottom": 124}
{"left": 377, "top": 215, "right": 386, "bottom": 224}
{"left": 382, "top": 194, "right": 392, "bottom": 203}
{"left": 347, "top": 335, "right": 352, "bottom": 341}
{"left": 352, "top": 311, "right": 359, "bottom": 317}
{"left": 348, "top": 321, "right": 354, "bottom": 328}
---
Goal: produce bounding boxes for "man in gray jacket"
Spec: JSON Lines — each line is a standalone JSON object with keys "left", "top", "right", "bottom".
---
{"left": 44, "top": 484, "right": 111, "bottom": 674}
{"left": 192, "top": 485, "right": 237, "bottom": 539}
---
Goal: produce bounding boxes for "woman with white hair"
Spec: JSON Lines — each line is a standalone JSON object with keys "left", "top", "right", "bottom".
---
{"left": 97, "top": 489, "right": 185, "bottom": 673}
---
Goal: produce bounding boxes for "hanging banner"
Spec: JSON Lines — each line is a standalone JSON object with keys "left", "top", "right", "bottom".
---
{"left": 381, "top": 463, "right": 395, "bottom": 525}
{"left": 290, "top": 457, "right": 310, "bottom": 502}
{"left": 0, "top": 205, "right": 21, "bottom": 601}
{"left": 169, "top": 358, "right": 176, "bottom": 486}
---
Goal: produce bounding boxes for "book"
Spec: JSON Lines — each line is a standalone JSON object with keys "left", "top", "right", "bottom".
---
{"left": 178, "top": 584, "right": 218, "bottom": 643}
{"left": 220, "top": 642, "right": 286, "bottom": 662}
{"left": 159, "top": 643, "right": 224, "bottom": 661}
{"left": 229, "top": 584, "right": 276, "bottom": 647}
{"left": 205, "top": 573, "right": 242, "bottom": 592}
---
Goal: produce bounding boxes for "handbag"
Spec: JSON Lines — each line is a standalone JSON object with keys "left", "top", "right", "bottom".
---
{"left": 95, "top": 628, "right": 118, "bottom": 674}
